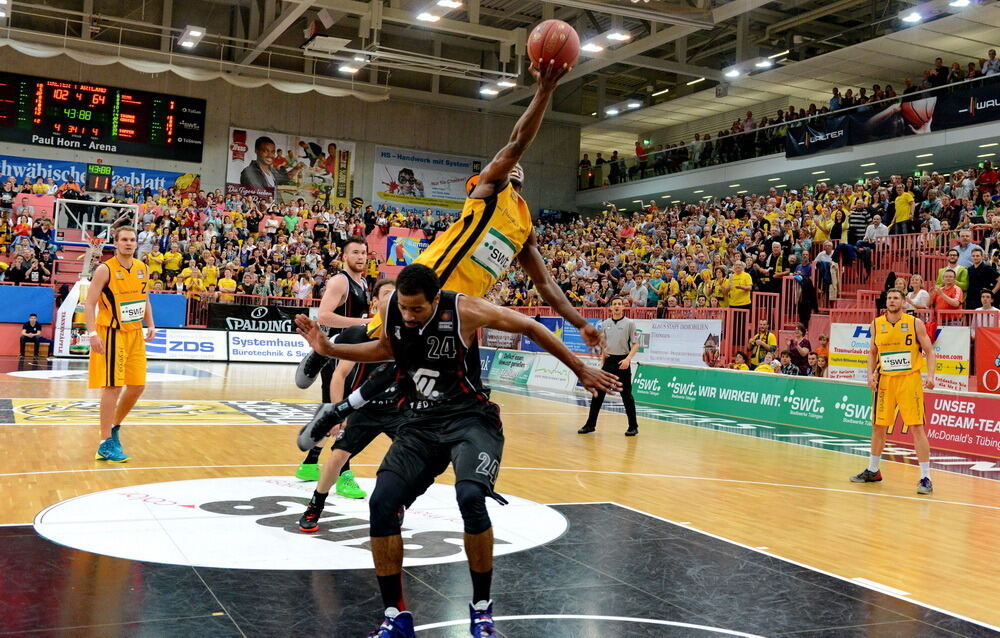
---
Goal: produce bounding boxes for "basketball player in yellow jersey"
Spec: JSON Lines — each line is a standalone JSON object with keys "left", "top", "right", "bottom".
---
{"left": 295, "top": 59, "right": 601, "bottom": 390}
{"left": 851, "top": 289, "right": 936, "bottom": 494}
{"left": 84, "top": 226, "right": 156, "bottom": 463}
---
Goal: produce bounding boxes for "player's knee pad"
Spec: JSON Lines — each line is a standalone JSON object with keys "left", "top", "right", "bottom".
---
{"left": 369, "top": 472, "right": 409, "bottom": 537}
{"left": 455, "top": 480, "right": 491, "bottom": 535}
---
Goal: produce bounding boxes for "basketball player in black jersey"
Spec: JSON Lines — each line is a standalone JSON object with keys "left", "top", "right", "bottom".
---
{"left": 298, "top": 279, "right": 399, "bottom": 532}
{"left": 295, "top": 264, "right": 621, "bottom": 638}
{"left": 293, "top": 236, "right": 370, "bottom": 500}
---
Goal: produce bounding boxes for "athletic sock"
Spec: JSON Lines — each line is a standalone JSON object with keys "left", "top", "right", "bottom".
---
{"left": 868, "top": 455, "right": 880, "bottom": 472}
{"left": 310, "top": 490, "right": 328, "bottom": 508}
{"left": 470, "top": 569, "right": 492, "bottom": 603}
{"left": 342, "top": 458, "right": 351, "bottom": 474}
{"left": 304, "top": 446, "right": 322, "bottom": 464}
{"left": 377, "top": 573, "right": 406, "bottom": 611}
{"left": 919, "top": 462, "right": 931, "bottom": 479}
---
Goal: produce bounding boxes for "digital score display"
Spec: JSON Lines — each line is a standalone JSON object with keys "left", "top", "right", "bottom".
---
{"left": 0, "top": 73, "right": 205, "bottom": 163}
{"left": 86, "top": 163, "right": 113, "bottom": 193}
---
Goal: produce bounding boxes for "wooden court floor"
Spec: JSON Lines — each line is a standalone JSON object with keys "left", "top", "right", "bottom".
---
{"left": 2, "top": 356, "right": 1000, "bottom": 631}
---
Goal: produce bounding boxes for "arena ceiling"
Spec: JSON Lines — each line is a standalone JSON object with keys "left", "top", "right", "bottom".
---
{"left": 2, "top": 0, "right": 996, "bottom": 138}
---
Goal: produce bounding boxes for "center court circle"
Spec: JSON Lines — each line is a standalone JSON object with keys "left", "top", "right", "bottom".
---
{"left": 33, "top": 476, "right": 568, "bottom": 570}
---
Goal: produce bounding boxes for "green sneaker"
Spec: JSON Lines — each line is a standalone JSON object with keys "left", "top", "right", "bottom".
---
{"left": 335, "top": 470, "right": 366, "bottom": 499}
{"left": 295, "top": 462, "right": 320, "bottom": 482}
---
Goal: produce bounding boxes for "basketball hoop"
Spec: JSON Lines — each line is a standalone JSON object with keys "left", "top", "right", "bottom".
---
{"left": 83, "top": 235, "right": 106, "bottom": 280}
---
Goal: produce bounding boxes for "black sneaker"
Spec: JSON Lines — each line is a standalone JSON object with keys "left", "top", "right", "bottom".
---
{"left": 850, "top": 469, "right": 883, "bottom": 483}
{"left": 624, "top": 428, "right": 638, "bottom": 436}
{"left": 295, "top": 350, "right": 331, "bottom": 389}
{"left": 917, "top": 477, "right": 933, "bottom": 495}
{"left": 297, "top": 401, "right": 352, "bottom": 451}
{"left": 577, "top": 424, "right": 596, "bottom": 434}
{"left": 299, "top": 501, "right": 323, "bottom": 533}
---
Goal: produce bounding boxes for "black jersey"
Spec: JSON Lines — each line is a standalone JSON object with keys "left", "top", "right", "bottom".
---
{"left": 328, "top": 271, "right": 369, "bottom": 337}
{"left": 385, "top": 290, "right": 488, "bottom": 409}
{"left": 337, "top": 324, "right": 399, "bottom": 409}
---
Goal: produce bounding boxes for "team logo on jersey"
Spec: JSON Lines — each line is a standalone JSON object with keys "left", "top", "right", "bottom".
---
{"left": 115, "top": 270, "right": 125, "bottom": 279}
{"left": 136, "top": 271, "right": 146, "bottom": 279}
{"left": 881, "top": 323, "right": 889, "bottom": 333}
{"left": 395, "top": 326, "right": 402, "bottom": 339}
{"left": 900, "top": 323, "right": 909, "bottom": 332}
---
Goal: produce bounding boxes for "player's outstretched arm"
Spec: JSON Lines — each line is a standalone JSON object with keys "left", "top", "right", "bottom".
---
{"left": 470, "top": 61, "right": 570, "bottom": 199}
{"left": 295, "top": 315, "right": 390, "bottom": 361}
{"left": 459, "top": 296, "right": 621, "bottom": 396}
{"left": 517, "top": 232, "right": 603, "bottom": 350}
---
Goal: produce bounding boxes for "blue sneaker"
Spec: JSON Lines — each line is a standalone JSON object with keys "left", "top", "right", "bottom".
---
{"left": 368, "top": 608, "right": 415, "bottom": 638}
{"left": 95, "top": 426, "right": 129, "bottom": 463}
{"left": 469, "top": 600, "right": 496, "bottom": 637}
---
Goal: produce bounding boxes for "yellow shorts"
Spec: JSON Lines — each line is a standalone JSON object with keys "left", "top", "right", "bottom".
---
{"left": 873, "top": 372, "right": 924, "bottom": 429}
{"left": 88, "top": 327, "right": 147, "bottom": 388}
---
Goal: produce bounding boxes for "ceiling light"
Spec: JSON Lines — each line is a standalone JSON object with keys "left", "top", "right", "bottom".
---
{"left": 728, "top": 183, "right": 740, "bottom": 188}
{"left": 180, "top": 40, "right": 195, "bottom": 47}
{"left": 652, "top": 88, "right": 670, "bottom": 97}
{"left": 607, "top": 30, "right": 631, "bottom": 41}
{"left": 901, "top": 11, "right": 922, "bottom": 22}
{"left": 864, "top": 170, "right": 879, "bottom": 175}
{"left": 948, "top": 0, "right": 970, "bottom": 6}
{"left": 661, "top": 195, "right": 671, "bottom": 198}
{"left": 702, "top": 195, "right": 713, "bottom": 199}
{"left": 179, "top": 25, "right": 205, "bottom": 48}
{"left": 755, "top": 60, "right": 773, "bottom": 69}
{"left": 605, "top": 108, "right": 619, "bottom": 116}
{"left": 632, "top": 200, "right": 643, "bottom": 203}
{"left": 497, "top": 79, "right": 517, "bottom": 88}
{"left": 188, "top": 28, "right": 203, "bottom": 37}
{"left": 817, "top": 178, "right": 831, "bottom": 182}
{"left": 693, "top": 189, "right": 704, "bottom": 194}
{"left": 627, "top": 101, "right": 641, "bottom": 109}
{"left": 581, "top": 42, "right": 604, "bottom": 53}
{"left": 768, "top": 177, "right": 781, "bottom": 181}
{"left": 724, "top": 69, "right": 740, "bottom": 78}
{"left": 978, "top": 153, "right": 996, "bottom": 158}
{"left": 736, "top": 190, "right": 748, "bottom": 194}
{"left": 417, "top": 12, "right": 441, "bottom": 21}
{"left": 353, "top": 54, "right": 367, "bottom": 62}
{"left": 775, "top": 184, "right": 787, "bottom": 188}
{"left": 916, "top": 153, "right": 933, "bottom": 158}
{"left": 811, "top": 170, "right": 825, "bottom": 174}
{"left": 979, "top": 142, "right": 998, "bottom": 148}
{"left": 917, "top": 162, "right": 933, "bottom": 167}
{"left": 860, "top": 162, "right": 876, "bottom": 167}
{"left": 338, "top": 64, "right": 359, "bottom": 73}
{"left": 479, "top": 86, "right": 499, "bottom": 96}
{"left": 768, "top": 50, "right": 790, "bottom": 59}
{"left": 686, "top": 77, "right": 706, "bottom": 86}
{"left": 590, "top": 112, "right": 597, "bottom": 116}
{"left": 437, "top": 0, "right": 463, "bottom": 6}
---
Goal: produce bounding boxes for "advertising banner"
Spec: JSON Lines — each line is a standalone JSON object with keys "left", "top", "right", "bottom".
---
{"left": 648, "top": 319, "right": 723, "bottom": 367}
{"left": 207, "top": 303, "right": 309, "bottom": 333}
{"left": 527, "top": 353, "right": 579, "bottom": 390}
{"left": 488, "top": 349, "right": 535, "bottom": 385}
{"left": 563, "top": 319, "right": 601, "bottom": 354}
{"left": 146, "top": 329, "right": 228, "bottom": 361}
{"left": 784, "top": 116, "right": 850, "bottom": 158}
{"left": 371, "top": 145, "right": 483, "bottom": 216}
{"left": 786, "top": 80, "right": 1000, "bottom": 157}
{"left": 0, "top": 153, "right": 198, "bottom": 194}
{"left": 975, "top": 328, "right": 1000, "bottom": 395}
{"left": 479, "top": 347, "right": 496, "bottom": 379}
{"left": 226, "top": 128, "right": 355, "bottom": 207}
{"left": 228, "top": 332, "right": 312, "bottom": 363}
{"left": 482, "top": 327, "right": 520, "bottom": 350}
{"left": 888, "top": 393, "right": 1000, "bottom": 458}
{"left": 519, "top": 317, "right": 564, "bottom": 353}
{"left": 385, "top": 235, "right": 430, "bottom": 266}
{"left": 829, "top": 322, "right": 970, "bottom": 390}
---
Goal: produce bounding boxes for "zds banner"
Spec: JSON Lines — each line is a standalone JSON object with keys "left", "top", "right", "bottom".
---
{"left": 371, "top": 145, "right": 483, "bottom": 216}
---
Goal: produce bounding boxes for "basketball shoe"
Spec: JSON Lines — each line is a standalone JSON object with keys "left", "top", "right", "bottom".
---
{"left": 850, "top": 469, "right": 882, "bottom": 483}
{"left": 298, "top": 501, "right": 323, "bottom": 533}
{"left": 297, "top": 401, "right": 353, "bottom": 451}
{"left": 295, "top": 350, "right": 330, "bottom": 389}
{"left": 295, "top": 462, "right": 320, "bottom": 482}
{"left": 469, "top": 600, "right": 496, "bottom": 637}
{"left": 368, "top": 608, "right": 415, "bottom": 638}
{"left": 917, "top": 477, "right": 933, "bottom": 494}
{"left": 95, "top": 426, "right": 129, "bottom": 462}
{"left": 335, "top": 470, "right": 366, "bottom": 499}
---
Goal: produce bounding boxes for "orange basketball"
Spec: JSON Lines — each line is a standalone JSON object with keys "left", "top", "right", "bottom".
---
{"left": 527, "top": 19, "right": 580, "bottom": 69}
{"left": 900, "top": 98, "right": 934, "bottom": 129}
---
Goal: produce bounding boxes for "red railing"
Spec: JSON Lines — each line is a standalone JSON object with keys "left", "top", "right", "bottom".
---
{"left": 751, "top": 292, "right": 778, "bottom": 332}
{"left": 937, "top": 309, "right": 1000, "bottom": 331}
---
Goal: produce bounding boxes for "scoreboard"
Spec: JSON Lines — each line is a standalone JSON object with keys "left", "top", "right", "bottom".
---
{"left": 0, "top": 72, "right": 206, "bottom": 163}
{"left": 85, "top": 163, "right": 113, "bottom": 193}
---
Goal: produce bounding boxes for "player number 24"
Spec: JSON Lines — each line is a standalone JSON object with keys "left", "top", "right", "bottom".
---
{"left": 426, "top": 335, "right": 456, "bottom": 359}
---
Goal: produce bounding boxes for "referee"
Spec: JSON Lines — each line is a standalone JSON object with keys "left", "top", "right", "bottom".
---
{"left": 578, "top": 296, "right": 640, "bottom": 436}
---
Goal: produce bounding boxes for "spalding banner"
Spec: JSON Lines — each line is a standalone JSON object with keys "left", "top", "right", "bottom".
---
{"left": 207, "top": 303, "right": 309, "bottom": 333}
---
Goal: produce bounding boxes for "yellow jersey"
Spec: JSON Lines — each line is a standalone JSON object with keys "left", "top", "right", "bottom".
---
{"left": 873, "top": 313, "right": 922, "bottom": 377}
{"left": 727, "top": 271, "right": 753, "bottom": 307}
{"left": 96, "top": 256, "right": 148, "bottom": 332}
{"left": 164, "top": 251, "right": 183, "bottom": 271}
{"left": 202, "top": 265, "right": 219, "bottom": 287}
{"left": 145, "top": 251, "right": 164, "bottom": 274}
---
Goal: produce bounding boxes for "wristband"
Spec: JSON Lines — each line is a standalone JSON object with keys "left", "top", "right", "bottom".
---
{"left": 87, "top": 331, "right": 99, "bottom": 338}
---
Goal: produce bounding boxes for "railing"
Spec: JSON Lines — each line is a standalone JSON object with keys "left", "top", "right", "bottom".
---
{"left": 937, "top": 309, "right": 1000, "bottom": 331}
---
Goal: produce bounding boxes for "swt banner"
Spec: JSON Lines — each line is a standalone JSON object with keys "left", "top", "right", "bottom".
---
{"left": 226, "top": 128, "right": 355, "bottom": 208}
{"left": 372, "top": 145, "right": 483, "bottom": 216}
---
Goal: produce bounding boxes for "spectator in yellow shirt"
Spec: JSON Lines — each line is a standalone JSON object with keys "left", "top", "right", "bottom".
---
{"left": 218, "top": 268, "right": 238, "bottom": 303}
{"left": 184, "top": 268, "right": 206, "bottom": 298}
{"left": 201, "top": 256, "right": 220, "bottom": 288}
{"left": 891, "top": 184, "right": 915, "bottom": 235}
{"left": 144, "top": 248, "right": 164, "bottom": 275}
{"left": 725, "top": 260, "right": 754, "bottom": 310}
{"left": 731, "top": 351, "right": 750, "bottom": 371}
{"left": 163, "top": 243, "right": 183, "bottom": 278}
{"left": 747, "top": 318, "right": 778, "bottom": 366}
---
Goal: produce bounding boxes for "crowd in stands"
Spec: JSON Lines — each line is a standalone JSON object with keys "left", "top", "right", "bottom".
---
{"left": 490, "top": 161, "right": 1000, "bottom": 332}
{"left": 580, "top": 50, "right": 1000, "bottom": 186}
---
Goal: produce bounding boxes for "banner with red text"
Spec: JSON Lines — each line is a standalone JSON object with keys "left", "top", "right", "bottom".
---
{"left": 975, "top": 327, "right": 1000, "bottom": 395}
{"left": 889, "top": 393, "right": 1000, "bottom": 458}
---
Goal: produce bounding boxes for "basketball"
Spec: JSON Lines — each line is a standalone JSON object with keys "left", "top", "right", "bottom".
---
{"left": 900, "top": 98, "right": 934, "bottom": 129}
{"left": 527, "top": 19, "right": 580, "bottom": 69}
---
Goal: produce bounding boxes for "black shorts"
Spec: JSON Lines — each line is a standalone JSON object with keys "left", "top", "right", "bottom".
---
{"left": 377, "top": 401, "right": 504, "bottom": 493}
{"left": 332, "top": 407, "right": 403, "bottom": 455}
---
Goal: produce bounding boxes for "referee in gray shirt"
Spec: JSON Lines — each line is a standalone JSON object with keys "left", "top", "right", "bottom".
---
{"left": 579, "top": 297, "right": 641, "bottom": 436}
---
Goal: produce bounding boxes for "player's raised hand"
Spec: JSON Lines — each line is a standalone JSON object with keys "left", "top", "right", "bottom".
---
{"left": 530, "top": 59, "right": 571, "bottom": 91}
{"left": 577, "top": 366, "right": 623, "bottom": 397}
